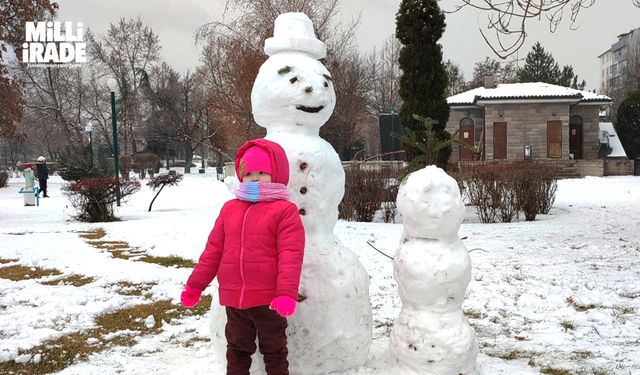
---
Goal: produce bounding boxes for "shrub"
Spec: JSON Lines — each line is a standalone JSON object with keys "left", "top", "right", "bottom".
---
{"left": 133, "top": 153, "right": 159, "bottom": 179}
{"left": 456, "top": 162, "right": 558, "bottom": 223}
{"left": 57, "top": 146, "right": 113, "bottom": 182}
{"left": 0, "top": 171, "right": 8, "bottom": 188}
{"left": 339, "top": 163, "right": 401, "bottom": 222}
{"left": 146, "top": 171, "right": 183, "bottom": 212}
{"left": 64, "top": 178, "right": 140, "bottom": 222}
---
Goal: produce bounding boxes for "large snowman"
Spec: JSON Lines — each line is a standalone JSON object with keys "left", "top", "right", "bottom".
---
{"left": 388, "top": 166, "right": 478, "bottom": 374}
{"left": 209, "top": 12, "right": 372, "bottom": 374}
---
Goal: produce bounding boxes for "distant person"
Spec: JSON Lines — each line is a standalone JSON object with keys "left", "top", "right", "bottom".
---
{"left": 22, "top": 163, "right": 37, "bottom": 206}
{"left": 599, "top": 130, "right": 612, "bottom": 158}
{"left": 36, "top": 156, "right": 50, "bottom": 197}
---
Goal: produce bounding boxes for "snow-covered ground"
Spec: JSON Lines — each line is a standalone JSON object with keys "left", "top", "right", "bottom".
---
{"left": 1, "top": 170, "right": 639, "bottom": 374}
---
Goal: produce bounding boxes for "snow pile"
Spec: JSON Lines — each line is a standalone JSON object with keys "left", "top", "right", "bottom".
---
{"left": 388, "top": 166, "right": 478, "bottom": 374}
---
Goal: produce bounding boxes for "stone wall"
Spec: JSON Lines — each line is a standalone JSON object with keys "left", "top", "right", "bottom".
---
{"left": 447, "top": 102, "right": 603, "bottom": 162}
{"left": 604, "top": 159, "right": 634, "bottom": 176}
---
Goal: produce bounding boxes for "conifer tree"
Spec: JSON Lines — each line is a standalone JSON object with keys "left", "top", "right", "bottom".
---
{"left": 396, "top": 0, "right": 451, "bottom": 168}
{"left": 615, "top": 90, "right": 640, "bottom": 159}
{"left": 516, "top": 42, "right": 560, "bottom": 83}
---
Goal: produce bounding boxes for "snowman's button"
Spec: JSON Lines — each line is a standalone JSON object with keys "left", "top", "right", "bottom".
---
{"left": 300, "top": 162, "right": 308, "bottom": 170}
{"left": 300, "top": 187, "right": 307, "bottom": 194}
{"left": 298, "top": 208, "right": 306, "bottom": 215}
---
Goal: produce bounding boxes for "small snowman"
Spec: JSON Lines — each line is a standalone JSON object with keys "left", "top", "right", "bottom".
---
{"left": 388, "top": 166, "right": 478, "bottom": 375}
{"left": 209, "top": 12, "right": 372, "bottom": 374}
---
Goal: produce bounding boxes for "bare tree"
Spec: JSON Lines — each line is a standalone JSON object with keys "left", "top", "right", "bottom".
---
{"left": 86, "top": 17, "right": 161, "bottom": 154}
{"left": 196, "top": 0, "right": 363, "bottom": 158}
{"left": 369, "top": 35, "right": 402, "bottom": 113}
{"left": 446, "top": 1, "right": 640, "bottom": 58}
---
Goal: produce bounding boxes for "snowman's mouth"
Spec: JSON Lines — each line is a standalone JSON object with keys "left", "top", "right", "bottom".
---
{"left": 296, "top": 105, "right": 324, "bottom": 113}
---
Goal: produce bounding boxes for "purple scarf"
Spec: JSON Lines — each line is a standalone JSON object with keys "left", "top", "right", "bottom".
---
{"left": 235, "top": 182, "right": 290, "bottom": 203}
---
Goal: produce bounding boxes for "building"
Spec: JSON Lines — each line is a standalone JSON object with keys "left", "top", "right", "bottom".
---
{"left": 446, "top": 81, "right": 611, "bottom": 162}
{"left": 599, "top": 27, "right": 640, "bottom": 96}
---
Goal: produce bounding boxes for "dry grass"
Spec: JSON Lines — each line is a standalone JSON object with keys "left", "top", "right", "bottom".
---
{"left": 138, "top": 255, "right": 196, "bottom": 268}
{"left": 0, "top": 265, "right": 61, "bottom": 281}
{"left": 41, "top": 275, "right": 95, "bottom": 287}
{"left": 540, "top": 368, "right": 572, "bottom": 375}
{"left": 0, "top": 295, "right": 213, "bottom": 374}
{"left": 115, "top": 281, "right": 155, "bottom": 297}
{"left": 0, "top": 258, "right": 18, "bottom": 264}
{"left": 79, "top": 231, "right": 194, "bottom": 268}
{"left": 77, "top": 228, "right": 106, "bottom": 240}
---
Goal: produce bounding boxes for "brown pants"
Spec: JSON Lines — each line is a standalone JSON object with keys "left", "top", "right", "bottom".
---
{"left": 225, "top": 305, "right": 289, "bottom": 375}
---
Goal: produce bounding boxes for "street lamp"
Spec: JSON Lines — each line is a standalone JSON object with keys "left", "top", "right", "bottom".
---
{"left": 84, "top": 121, "right": 93, "bottom": 168}
{"left": 107, "top": 78, "right": 120, "bottom": 207}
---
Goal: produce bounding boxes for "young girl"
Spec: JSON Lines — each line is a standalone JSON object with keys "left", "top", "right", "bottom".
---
{"left": 181, "top": 138, "right": 305, "bottom": 375}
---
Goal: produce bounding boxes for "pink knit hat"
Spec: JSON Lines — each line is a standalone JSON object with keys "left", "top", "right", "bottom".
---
{"left": 239, "top": 146, "right": 272, "bottom": 177}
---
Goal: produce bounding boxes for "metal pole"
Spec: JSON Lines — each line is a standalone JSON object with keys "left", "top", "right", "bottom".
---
{"left": 110, "top": 91, "right": 121, "bottom": 207}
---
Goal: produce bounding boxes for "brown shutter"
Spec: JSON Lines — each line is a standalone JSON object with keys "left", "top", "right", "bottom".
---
{"left": 493, "top": 122, "right": 507, "bottom": 159}
{"left": 547, "top": 121, "right": 562, "bottom": 158}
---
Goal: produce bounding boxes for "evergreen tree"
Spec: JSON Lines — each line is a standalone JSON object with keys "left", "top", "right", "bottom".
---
{"left": 615, "top": 90, "right": 640, "bottom": 159}
{"left": 516, "top": 42, "right": 586, "bottom": 89}
{"left": 396, "top": 0, "right": 450, "bottom": 168}
{"left": 516, "top": 42, "right": 560, "bottom": 83}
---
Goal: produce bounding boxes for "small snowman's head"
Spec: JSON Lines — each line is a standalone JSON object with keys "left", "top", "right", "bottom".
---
{"left": 251, "top": 13, "right": 335, "bottom": 133}
{"left": 397, "top": 166, "right": 464, "bottom": 240}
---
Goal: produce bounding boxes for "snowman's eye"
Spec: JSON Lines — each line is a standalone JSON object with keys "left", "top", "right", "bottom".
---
{"left": 323, "top": 81, "right": 328, "bottom": 87}
{"left": 289, "top": 77, "right": 298, "bottom": 84}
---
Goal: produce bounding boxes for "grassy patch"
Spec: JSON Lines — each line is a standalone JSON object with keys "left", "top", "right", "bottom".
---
{"left": 566, "top": 296, "right": 597, "bottom": 311}
{"left": 77, "top": 228, "right": 106, "bottom": 240}
{"left": 572, "top": 349, "right": 592, "bottom": 359}
{"left": 560, "top": 320, "right": 575, "bottom": 332}
{"left": 463, "top": 309, "right": 484, "bottom": 319}
{"left": 138, "top": 255, "right": 196, "bottom": 268}
{"left": 41, "top": 274, "right": 95, "bottom": 287}
{"left": 541, "top": 368, "right": 572, "bottom": 375}
{"left": 0, "top": 295, "right": 213, "bottom": 374}
{"left": 114, "top": 281, "right": 155, "bottom": 297}
{"left": 0, "top": 265, "right": 61, "bottom": 281}
{"left": 0, "top": 258, "right": 18, "bottom": 264}
{"left": 497, "top": 350, "right": 521, "bottom": 360}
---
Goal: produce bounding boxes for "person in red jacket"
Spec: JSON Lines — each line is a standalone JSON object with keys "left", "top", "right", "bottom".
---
{"left": 181, "top": 138, "right": 305, "bottom": 375}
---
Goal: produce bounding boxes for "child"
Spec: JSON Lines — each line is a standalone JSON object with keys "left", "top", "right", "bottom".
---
{"left": 181, "top": 138, "right": 305, "bottom": 375}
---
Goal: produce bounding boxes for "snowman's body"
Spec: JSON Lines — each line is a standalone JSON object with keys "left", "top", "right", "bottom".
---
{"left": 209, "top": 14, "right": 371, "bottom": 374}
{"left": 388, "top": 166, "right": 478, "bottom": 374}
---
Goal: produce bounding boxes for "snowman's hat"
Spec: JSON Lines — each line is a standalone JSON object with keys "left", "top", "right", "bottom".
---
{"left": 264, "top": 12, "right": 326, "bottom": 59}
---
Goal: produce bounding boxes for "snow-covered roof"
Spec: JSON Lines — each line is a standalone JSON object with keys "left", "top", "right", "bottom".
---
{"left": 448, "top": 82, "right": 611, "bottom": 105}
{"left": 599, "top": 122, "right": 628, "bottom": 158}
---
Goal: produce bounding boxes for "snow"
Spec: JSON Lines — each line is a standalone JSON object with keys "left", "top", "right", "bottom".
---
{"left": 1, "top": 172, "right": 640, "bottom": 374}
{"left": 599, "top": 122, "right": 628, "bottom": 158}
{"left": 447, "top": 82, "right": 611, "bottom": 105}
{"left": 389, "top": 166, "right": 478, "bottom": 374}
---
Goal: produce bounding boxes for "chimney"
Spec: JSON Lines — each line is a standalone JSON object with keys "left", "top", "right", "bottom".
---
{"left": 483, "top": 75, "right": 497, "bottom": 89}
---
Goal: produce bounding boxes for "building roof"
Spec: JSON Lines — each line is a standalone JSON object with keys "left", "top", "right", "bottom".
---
{"left": 447, "top": 82, "right": 611, "bottom": 105}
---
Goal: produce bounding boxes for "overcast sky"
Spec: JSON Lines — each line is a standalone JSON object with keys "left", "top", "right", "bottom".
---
{"left": 55, "top": 0, "right": 640, "bottom": 91}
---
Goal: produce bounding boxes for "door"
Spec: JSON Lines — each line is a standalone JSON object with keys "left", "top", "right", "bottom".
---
{"left": 547, "top": 121, "right": 562, "bottom": 158}
{"left": 493, "top": 122, "right": 507, "bottom": 159}
{"left": 569, "top": 116, "right": 583, "bottom": 159}
{"left": 459, "top": 120, "right": 474, "bottom": 161}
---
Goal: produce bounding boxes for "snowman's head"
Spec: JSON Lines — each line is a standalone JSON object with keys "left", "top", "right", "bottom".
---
{"left": 252, "top": 52, "right": 335, "bottom": 133}
{"left": 397, "top": 166, "right": 464, "bottom": 240}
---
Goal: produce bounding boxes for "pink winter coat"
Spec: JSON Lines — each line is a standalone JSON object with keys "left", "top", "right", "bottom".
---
{"left": 187, "top": 139, "right": 305, "bottom": 309}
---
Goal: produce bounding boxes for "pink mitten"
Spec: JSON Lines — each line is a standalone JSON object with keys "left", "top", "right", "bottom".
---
{"left": 181, "top": 284, "right": 202, "bottom": 308}
{"left": 269, "top": 295, "right": 297, "bottom": 318}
